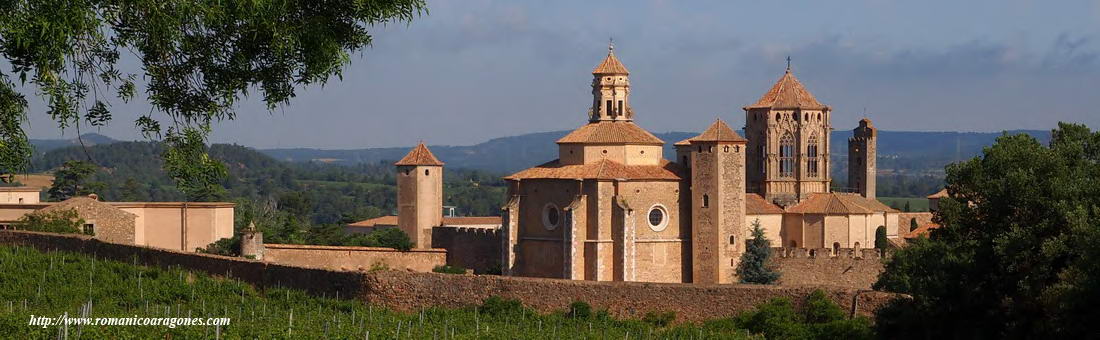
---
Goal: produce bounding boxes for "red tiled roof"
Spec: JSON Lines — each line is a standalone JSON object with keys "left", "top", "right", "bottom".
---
{"left": 348, "top": 215, "right": 398, "bottom": 227}
{"left": 395, "top": 143, "right": 444, "bottom": 166}
{"left": 556, "top": 121, "right": 664, "bottom": 145}
{"left": 505, "top": 159, "right": 683, "bottom": 181}
{"left": 678, "top": 119, "right": 747, "bottom": 144}
{"left": 904, "top": 222, "right": 942, "bottom": 239}
{"left": 746, "top": 193, "right": 784, "bottom": 214}
{"left": 592, "top": 50, "right": 629, "bottom": 74}
{"left": 441, "top": 216, "right": 502, "bottom": 226}
{"left": 744, "top": 70, "right": 828, "bottom": 110}
{"left": 786, "top": 193, "right": 898, "bottom": 214}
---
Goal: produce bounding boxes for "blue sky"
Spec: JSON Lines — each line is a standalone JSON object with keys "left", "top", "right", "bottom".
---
{"left": 23, "top": 0, "right": 1100, "bottom": 148}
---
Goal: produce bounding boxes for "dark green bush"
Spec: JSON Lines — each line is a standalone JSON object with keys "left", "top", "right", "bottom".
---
{"left": 479, "top": 296, "right": 525, "bottom": 316}
{"left": 18, "top": 209, "right": 85, "bottom": 234}
{"left": 733, "top": 290, "right": 874, "bottom": 340}
{"left": 642, "top": 311, "right": 676, "bottom": 327}
{"left": 432, "top": 265, "right": 466, "bottom": 274}
{"left": 568, "top": 301, "right": 592, "bottom": 319}
{"left": 365, "top": 227, "right": 412, "bottom": 251}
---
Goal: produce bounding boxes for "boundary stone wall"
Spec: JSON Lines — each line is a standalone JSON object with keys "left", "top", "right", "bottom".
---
{"left": 431, "top": 226, "right": 501, "bottom": 274}
{"left": 0, "top": 230, "right": 901, "bottom": 323}
{"left": 264, "top": 243, "right": 445, "bottom": 272}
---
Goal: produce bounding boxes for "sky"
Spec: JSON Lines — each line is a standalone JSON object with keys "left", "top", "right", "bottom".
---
{"left": 21, "top": 0, "right": 1100, "bottom": 149}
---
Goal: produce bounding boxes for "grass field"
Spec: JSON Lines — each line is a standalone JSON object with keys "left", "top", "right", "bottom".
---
{"left": 0, "top": 246, "right": 765, "bottom": 339}
{"left": 877, "top": 197, "right": 930, "bottom": 212}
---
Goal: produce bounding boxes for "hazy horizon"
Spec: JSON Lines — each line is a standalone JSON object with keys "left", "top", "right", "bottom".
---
{"left": 19, "top": 0, "right": 1100, "bottom": 149}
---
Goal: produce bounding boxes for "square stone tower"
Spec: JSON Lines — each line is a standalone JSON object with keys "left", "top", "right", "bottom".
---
{"left": 685, "top": 119, "right": 747, "bottom": 284}
{"left": 848, "top": 118, "right": 877, "bottom": 199}
{"left": 395, "top": 142, "right": 444, "bottom": 248}
{"left": 743, "top": 65, "right": 831, "bottom": 206}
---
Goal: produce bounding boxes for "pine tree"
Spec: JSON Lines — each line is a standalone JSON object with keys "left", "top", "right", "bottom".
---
{"left": 736, "top": 219, "right": 780, "bottom": 284}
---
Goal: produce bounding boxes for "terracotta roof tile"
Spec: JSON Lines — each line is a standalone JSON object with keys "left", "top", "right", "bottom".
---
{"left": 395, "top": 143, "right": 444, "bottom": 166}
{"left": 679, "top": 119, "right": 747, "bottom": 144}
{"left": 786, "top": 193, "right": 898, "bottom": 214}
{"left": 556, "top": 121, "right": 664, "bottom": 145}
{"left": 505, "top": 159, "right": 683, "bottom": 181}
{"left": 746, "top": 193, "right": 784, "bottom": 214}
{"left": 744, "top": 70, "right": 828, "bottom": 110}
{"left": 592, "top": 50, "right": 629, "bottom": 74}
{"left": 904, "top": 222, "right": 942, "bottom": 239}
{"left": 348, "top": 215, "right": 398, "bottom": 227}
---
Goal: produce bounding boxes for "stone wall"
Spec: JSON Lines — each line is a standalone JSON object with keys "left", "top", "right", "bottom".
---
{"left": 264, "top": 243, "right": 445, "bottom": 272}
{"left": 431, "top": 226, "right": 501, "bottom": 274}
{"left": 0, "top": 230, "right": 901, "bottom": 323}
{"left": 771, "top": 247, "right": 886, "bottom": 289}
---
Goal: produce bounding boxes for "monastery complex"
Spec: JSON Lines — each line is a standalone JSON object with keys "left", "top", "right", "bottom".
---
{"left": 387, "top": 44, "right": 902, "bottom": 284}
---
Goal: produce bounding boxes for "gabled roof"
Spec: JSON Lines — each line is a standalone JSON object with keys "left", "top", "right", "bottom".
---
{"left": 744, "top": 70, "right": 828, "bottom": 110}
{"left": 347, "top": 215, "right": 398, "bottom": 228}
{"left": 40, "top": 196, "right": 137, "bottom": 218}
{"left": 786, "top": 193, "right": 898, "bottom": 214}
{"left": 677, "top": 119, "right": 747, "bottom": 145}
{"left": 592, "top": 49, "right": 629, "bottom": 74}
{"left": 504, "top": 159, "right": 682, "bottom": 181}
{"left": 556, "top": 121, "right": 664, "bottom": 145}
{"left": 927, "top": 188, "right": 948, "bottom": 199}
{"left": 746, "top": 194, "right": 785, "bottom": 214}
{"left": 904, "top": 222, "right": 942, "bottom": 239}
{"left": 395, "top": 142, "right": 444, "bottom": 166}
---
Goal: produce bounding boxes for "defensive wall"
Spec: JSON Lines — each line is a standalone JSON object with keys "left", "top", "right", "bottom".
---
{"left": 0, "top": 230, "right": 901, "bottom": 322}
{"left": 264, "top": 243, "right": 446, "bottom": 272}
{"left": 431, "top": 226, "right": 502, "bottom": 274}
{"left": 771, "top": 247, "right": 887, "bottom": 290}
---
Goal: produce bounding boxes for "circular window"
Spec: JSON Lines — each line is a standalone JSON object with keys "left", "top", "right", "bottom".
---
{"left": 542, "top": 203, "right": 561, "bottom": 230}
{"left": 647, "top": 204, "right": 669, "bottom": 232}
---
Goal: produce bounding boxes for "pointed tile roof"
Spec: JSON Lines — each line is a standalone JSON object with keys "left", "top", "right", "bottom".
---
{"left": 592, "top": 49, "right": 629, "bottom": 75}
{"left": 746, "top": 193, "right": 785, "bottom": 214}
{"left": 744, "top": 70, "right": 828, "bottom": 110}
{"left": 394, "top": 142, "right": 444, "bottom": 166}
{"left": 685, "top": 119, "right": 747, "bottom": 143}
{"left": 556, "top": 121, "right": 664, "bottom": 145}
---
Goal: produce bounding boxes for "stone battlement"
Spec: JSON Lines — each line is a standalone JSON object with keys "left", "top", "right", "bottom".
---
{"left": 771, "top": 247, "right": 887, "bottom": 259}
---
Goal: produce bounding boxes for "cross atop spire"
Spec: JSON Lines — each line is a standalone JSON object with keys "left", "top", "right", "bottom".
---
{"left": 609, "top": 37, "right": 614, "bottom": 52}
{"left": 786, "top": 56, "right": 792, "bottom": 72}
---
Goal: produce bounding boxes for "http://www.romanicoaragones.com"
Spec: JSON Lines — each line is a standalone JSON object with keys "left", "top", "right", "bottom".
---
{"left": 28, "top": 314, "right": 230, "bottom": 329}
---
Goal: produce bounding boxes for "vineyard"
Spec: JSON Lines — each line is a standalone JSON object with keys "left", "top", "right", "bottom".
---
{"left": 0, "top": 245, "right": 871, "bottom": 338}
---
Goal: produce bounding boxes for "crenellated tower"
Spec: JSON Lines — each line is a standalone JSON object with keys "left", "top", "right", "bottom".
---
{"left": 743, "top": 63, "right": 832, "bottom": 206}
{"left": 848, "top": 118, "right": 877, "bottom": 199}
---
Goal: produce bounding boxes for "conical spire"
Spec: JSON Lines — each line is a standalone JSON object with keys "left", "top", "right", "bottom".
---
{"left": 744, "top": 69, "right": 828, "bottom": 110}
{"left": 395, "top": 142, "right": 444, "bottom": 166}
{"left": 592, "top": 41, "right": 629, "bottom": 75}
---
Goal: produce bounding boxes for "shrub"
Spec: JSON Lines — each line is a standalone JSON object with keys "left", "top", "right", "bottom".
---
{"left": 479, "top": 296, "right": 525, "bottom": 316}
{"left": 803, "top": 290, "right": 845, "bottom": 324}
{"left": 568, "top": 301, "right": 592, "bottom": 319}
{"left": 18, "top": 209, "right": 85, "bottom": 234}
{"left": 365, "top": 228, "right": 412, "bottom": 251}
{"left": 732, "top": 290, "right": 874, "bottom": 340}
{"left": 874, "top": 226, "right": 888, "bottom": 249}
{"left": 642, "top": 311, "right": 676, "bottom": 327}
{"left": 196, "top": 235, "right": 241, "bottom": 256}
{"left": 432, "top": 265, "right": 466, "bottom": 274}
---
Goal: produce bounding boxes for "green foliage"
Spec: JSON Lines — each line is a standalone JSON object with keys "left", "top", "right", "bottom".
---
{"left": 196, "top": 234, "right": 241, "bottom": 257}
{"left": 874, "top": 226, "right": 888, "bottom": 249}
{"left": 17, "top": 209, "right": 84, "bottom": 234}
{"left": 0, "top": 0, "right": 427, "bottom": 196}
{"left": 431, "top": 265, "right": 466, "bottom": 275}
{"left": 737, "top": 219, "right": 780, "bottom": 284}
{"left": 733, "top": 291, "right": 874, "bottom": 340}
{"left": 873, "top": 123, "right": 1100, "bottom": 339}
{"left": 46, "top": 160, "right": 104, "bottom": 201}
{"left": 642, "top": 311, "right": 677, "bottom": 327}
{"left": 909, "top": 218, "right": 919, "bottom": 233}
{"left": 162, "top": 127, "right": 227, "bottom": 202}
{"left": 568, "top": 301, "right": 593, "bottom": 319}
{"left": 361, "top": 228, "right": 413, "bottom": 251}
{"left": 0, "top": 245, "right": 760, "bottom": 338}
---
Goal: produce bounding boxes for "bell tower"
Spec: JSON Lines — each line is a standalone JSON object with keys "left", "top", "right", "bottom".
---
{"left": 590, "top": 41, "right": 633, "bottom": 122}
{"left": 848, "top": 118, "right": 877, "bottom": 199}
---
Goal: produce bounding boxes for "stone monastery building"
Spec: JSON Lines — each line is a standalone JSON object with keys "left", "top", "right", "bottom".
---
{"left": 394, "top": 45, "right": 901, "bottom": 284}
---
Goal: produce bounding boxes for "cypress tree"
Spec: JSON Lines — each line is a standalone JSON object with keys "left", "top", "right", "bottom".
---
{"left": 874, "top": 226, "right": 889, "bottom": 249}
{"left": 736, "top": 219, "right": 780, "bottom": 284}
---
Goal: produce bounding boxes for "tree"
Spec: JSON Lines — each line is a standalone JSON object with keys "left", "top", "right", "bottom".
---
{"left": 46, "top": 160, "right": 104, "bottom": 201}
{"left": 874, "top": 123, "right": 1100, "bottom": 339}
{"left": 0, "top": 0, "right": 428, "bottom": 192}
{"left": 736, "top": 219, "right": 780, "bottom": 284}
{"left": 903, "top": 201, "right": 912, "bottom": 212}
{"left": 909, "top": 218, "right": 919, "bottom": 233}
{"left": 874, "top": 226, "right": 888, "bottom": 249}
{"left": 18, "top": 209, "right": 85, "bottom": 234}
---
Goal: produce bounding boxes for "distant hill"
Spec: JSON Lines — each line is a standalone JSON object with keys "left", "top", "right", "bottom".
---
{"left": 29, "top": 133, "right": 120, "bottom": 155}
{"left": 260, "top": 129, "right": 1052, "bottom": 175}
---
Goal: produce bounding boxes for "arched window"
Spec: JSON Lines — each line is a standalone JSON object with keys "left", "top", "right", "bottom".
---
{"left": 775, "top": 113, "right": 780, "bottom": 121}
{"left": 779, "top": 132, "right": 795, "bottom": 177}
{"left": 807, "top": 133, "right": 819, "bottom": 178}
